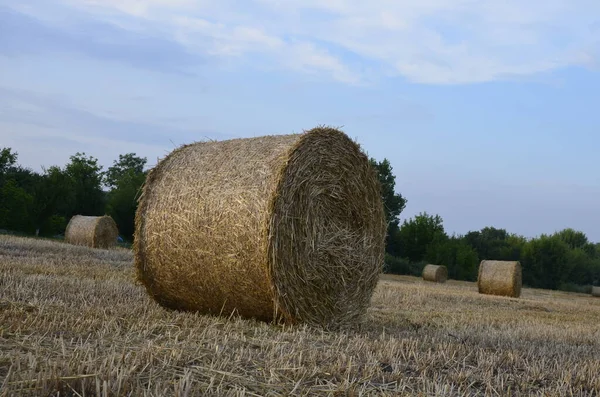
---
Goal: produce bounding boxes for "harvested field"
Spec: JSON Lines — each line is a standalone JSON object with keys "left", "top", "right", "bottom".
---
{"left": 1, "top": 235, "right": 599, "bottom": 396}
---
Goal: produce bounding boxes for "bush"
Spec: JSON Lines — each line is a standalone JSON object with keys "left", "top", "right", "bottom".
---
{"left": 384, "top": 255, "right": 428, "bottom": 277}
{"left": 383, "top": 254, "right": 411, "bottom": 275}
{"left": 0, "top": 179, "right": 34, "bottom": 233}
{"left": 42, "top": 215, "right": 67, "bottom": 237}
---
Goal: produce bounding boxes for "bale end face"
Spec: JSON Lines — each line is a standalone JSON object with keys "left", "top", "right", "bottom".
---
{"left": 477, "top": 260, "right": 522, "bottom": 298}
{"left": 422, "top": 264, "right": 448, "bottom": 283}
{"left": 592, "top": 286, "right": 600, "bottom": 297}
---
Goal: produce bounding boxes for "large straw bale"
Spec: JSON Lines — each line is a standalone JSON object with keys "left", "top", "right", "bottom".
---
{"left": 592, "top": 286, "right": 600, "bottom": 297}
{"left": 422, "top": 264, "right": 448, "bottom": 283}
{"left": 134, "top": 127, "right": 387, "bottom": 328}
{"left": 64, "top": 215, "right": 119, "bottom": 249}
{"left": 477, "top": 260, "right": 522, "bottom": 298}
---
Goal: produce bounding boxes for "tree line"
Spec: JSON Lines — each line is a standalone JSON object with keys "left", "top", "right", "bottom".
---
{"left": 1, "top": 147, "right": 598, "bottom": 292}
{"left": 0, "top": 147, "right": 146, "bottom": 241}
{"left": 369, "top": 158, "right": 600, "bottom": 293}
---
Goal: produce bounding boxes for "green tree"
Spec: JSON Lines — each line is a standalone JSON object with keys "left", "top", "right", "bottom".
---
{"left": 64, "top": 153, "right": 106, "bottom": 217}
{"left": 4, "top": 166, "right": 39, "bottom": 194}
{"left": 521, "top": 234, "right": 572, "bottom": 289}
{"left": 104, "top": 153, "right": 147, "bottom": 189}
{"left": 463, "top": 226, "right": 522, "bottom": 261}
{"left": 0, "top": 147, "right": 17, "bottom": 177}
{"left": 0, "top": 149, "right": 35, "bottom": 233}
{"left": 1, "top": 148, "right": 40, "bottom": 192}
{"left": 426, "top": 235, "right": 479, "bottom": 281}
{"left": 553, "top": 228, "right": 597, "bottom": 257}
{"left": 555, "top": 228, "right": 589, "bottom": 250}
{"left": 105, "top": 153, "right": 147, "bottom": 240}
{"left": 565, "top": 248, "right": 594, "bottom": 286}
{"left": 106, "top": 169, "right": 146, "bottom": 241}
{"left": 397, "top": 212, "right": 446, "bottom": 263}
{"left": 31, "top": 166, "right": 74, "bottom": 235}
{"left": 0, "top": 179, "right": 34, "bottom": 233}
{"left": 369, "top": 158, "right": 407, "bottom": 256}
{"left": 503, "top": 234, "right": 528, "bottom": 259}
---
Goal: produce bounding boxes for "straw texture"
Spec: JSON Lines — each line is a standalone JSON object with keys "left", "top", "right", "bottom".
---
{"left": 422, "top": 264, "right": 448, "bottom": 283}
{"left": 64, "top": 215, "right": 119, "bottom": 249}
{"left": 134, "top": 127, "right": 387, "bottom": 328}
{"left": 477, "top": 260, "right": 522, "bottom": 298}
{"left": 592, "top": 286, "right": 600, "bottom": 297}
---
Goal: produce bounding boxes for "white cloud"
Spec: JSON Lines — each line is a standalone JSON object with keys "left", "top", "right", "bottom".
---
{"left": 282, "top": 41, "right": 360, "bottom": 84}
{"left": 174, "top": 16, "right": 284, "bottom": 56}
{"left": 69, "top": 0, "right": 197, "bottom": 17}
{"left": 62, "top": 0, "right": 600, "bottom": 84}
{"left": 173, "top": 15, "right": 360, "bottom": 83}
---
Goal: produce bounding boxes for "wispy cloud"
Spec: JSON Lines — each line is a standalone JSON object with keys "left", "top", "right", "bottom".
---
{"left": 0, "top": 4, "right": 201, "bottom": 75}
{"left": 45, "top": 0, "right": 600, "bottom": 85}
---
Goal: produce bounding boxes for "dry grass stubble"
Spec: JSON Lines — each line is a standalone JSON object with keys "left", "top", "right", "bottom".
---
{"left": 1, "top": 236, "right": 599, "bottom": 396}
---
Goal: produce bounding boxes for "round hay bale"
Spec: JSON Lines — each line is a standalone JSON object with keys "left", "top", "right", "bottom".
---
{"left": 64, "top": 215, "right": 119, "bottom": 249}
{"left": 422, "top": 264, "right": 448, "bottom": 283}
{"left": 477, "top": 260, "right": 522, "bottom": 298}
{"left": 592, "top": 286, "right": 600, "bottom": 297}
{"left": 134, "top": 127, "right": 387, "bottom": 328}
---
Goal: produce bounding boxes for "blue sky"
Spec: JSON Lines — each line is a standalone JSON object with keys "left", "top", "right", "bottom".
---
{"left": 1, "top": 0, "right": 599, "bottom": 241}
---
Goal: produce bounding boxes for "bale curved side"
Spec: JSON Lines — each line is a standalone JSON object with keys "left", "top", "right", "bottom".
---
{"left": 477, "top": 260, "right": 522, "bottom": 298}
{"left": 134, "top": 126, "right": 387, "bottom": 328}
{"left": 65, "top": 215, "right": 118, "bottom": 249}
{"left": 592, "top": 286, "right": 600, "bottom": 297}
{"left": 422, "top": 264, "right": 448, "bottom": 283}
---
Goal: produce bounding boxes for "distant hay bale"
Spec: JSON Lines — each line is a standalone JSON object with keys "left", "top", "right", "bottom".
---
{"left": 477, "top": 260, "right": 522, "bottom": 298}
{"left": 64, "top": 215, "right": 119, "bottom": 249}
{"left": 422, "top": 264, "right": 448, "bottom": 283}
{"left": 134, "top": 126, "right": 387, "bottom": 329}
{"left": 592, "top": 287, "right": 600, "bottom": 297}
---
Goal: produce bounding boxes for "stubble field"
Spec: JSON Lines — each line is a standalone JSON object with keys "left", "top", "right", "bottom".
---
{"left": 1, "top": 235, "right": 599, "bottom": 396}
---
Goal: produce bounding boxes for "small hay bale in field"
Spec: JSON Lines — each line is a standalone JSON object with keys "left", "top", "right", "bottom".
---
{"left": 64, "top": 215, "right": 119, "bottom": 249}
{"left": 134, "top": 126, "right": 387, "bottom": 329}
{"left": 477, "top": 260, "right": 522, "bottom": 298}
{"left": 592, "top": 286, "right": 600, "bottom": 297}
{"left": 422, "top": 264, "right": 448, "bottom": 283}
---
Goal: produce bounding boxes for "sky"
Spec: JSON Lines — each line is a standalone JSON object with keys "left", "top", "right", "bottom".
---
{"left": 1, "top": 0, "right": 599, "bottom": 241}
